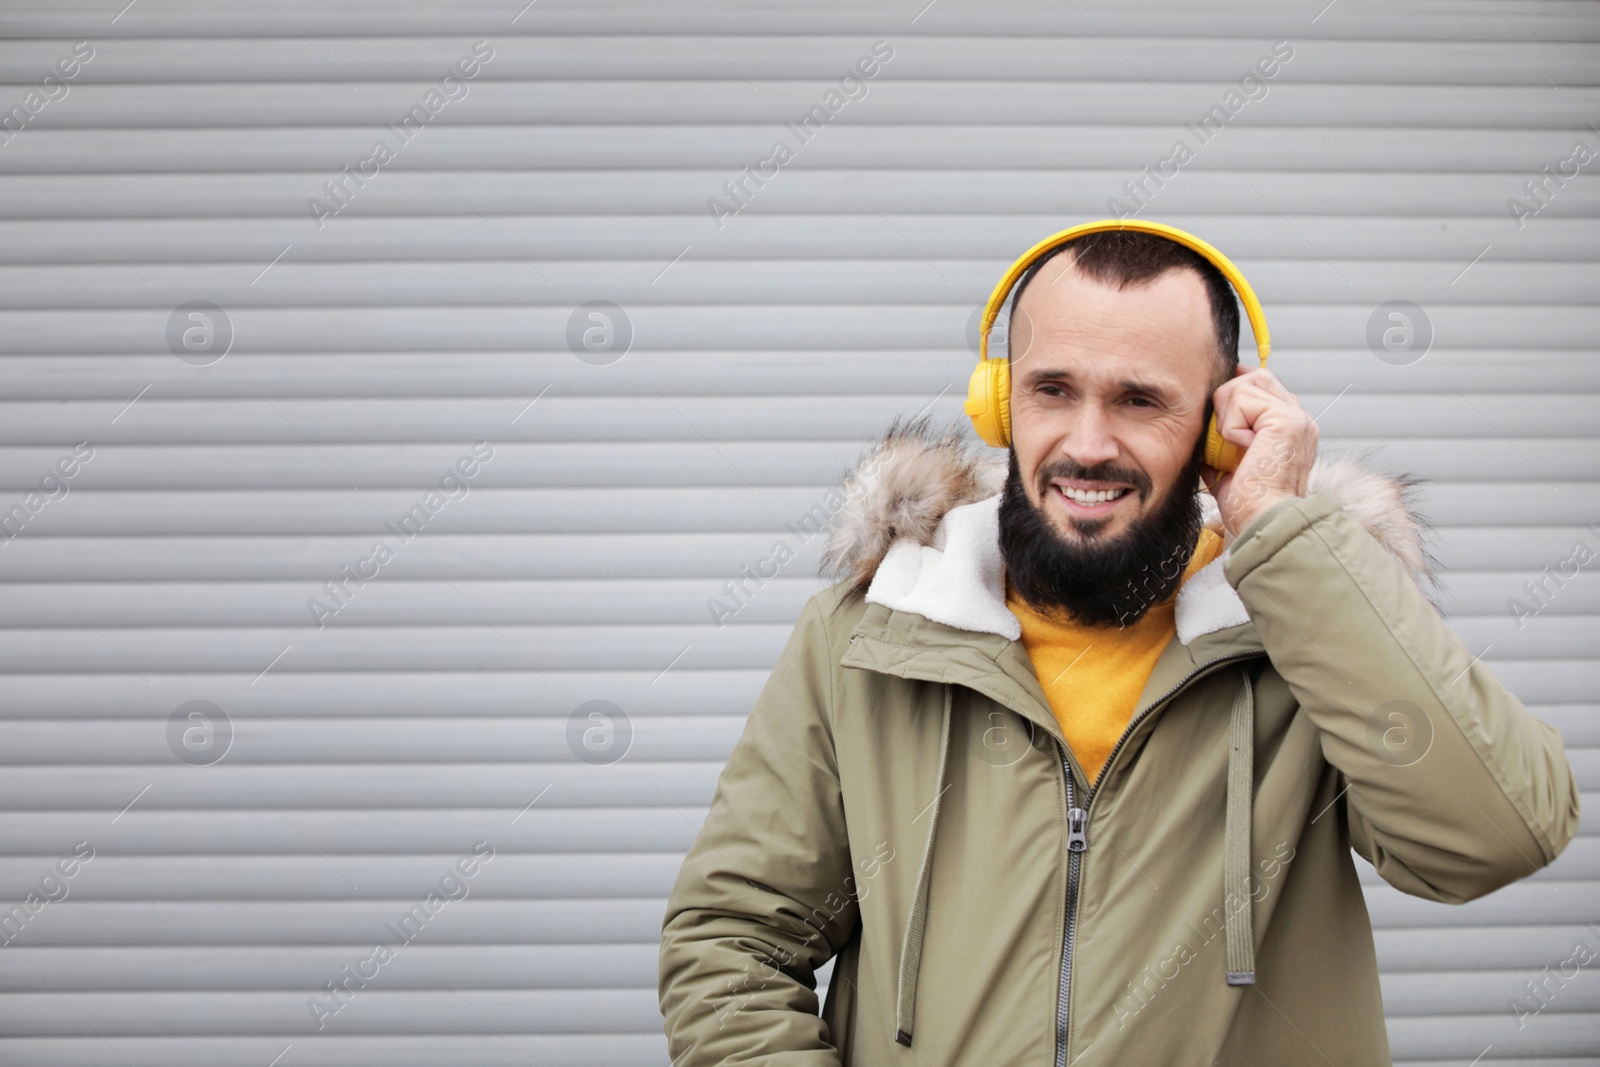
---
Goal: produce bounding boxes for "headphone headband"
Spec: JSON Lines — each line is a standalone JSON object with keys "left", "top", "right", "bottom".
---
{"left": 979, "top": 219, "right": 1271, "bottom": 366}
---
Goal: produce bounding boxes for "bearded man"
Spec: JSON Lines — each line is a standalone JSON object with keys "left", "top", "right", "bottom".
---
{"left": 658, "top": 227, "right": 1578, "bottom": 1066}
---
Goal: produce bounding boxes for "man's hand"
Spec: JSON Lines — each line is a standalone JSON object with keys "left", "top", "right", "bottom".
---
{"left": 1201, "top": 366, "right": 1318, "bottom": 541}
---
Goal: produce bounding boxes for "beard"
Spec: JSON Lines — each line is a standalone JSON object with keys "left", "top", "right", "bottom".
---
{"left": 998, "top": 443, "right": 1206, "bottom": 628}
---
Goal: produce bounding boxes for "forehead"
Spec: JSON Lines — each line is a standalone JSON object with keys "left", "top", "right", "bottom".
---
{"left": 1008, "top": 260, "right": 1217, "bottom": 386}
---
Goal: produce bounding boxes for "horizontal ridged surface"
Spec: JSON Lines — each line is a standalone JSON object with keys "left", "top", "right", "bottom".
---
{"left": 0, "top": 0, "right": 1595, "bottom": 1063}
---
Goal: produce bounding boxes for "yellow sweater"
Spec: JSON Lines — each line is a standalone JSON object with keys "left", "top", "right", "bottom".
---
{"left": 1007, "top": 528, "right": 1226, "bottom": 786}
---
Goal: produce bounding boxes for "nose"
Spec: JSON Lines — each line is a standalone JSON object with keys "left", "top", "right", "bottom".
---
{"left": 1058, "top": 405, "right": 1120, "bottom": 468}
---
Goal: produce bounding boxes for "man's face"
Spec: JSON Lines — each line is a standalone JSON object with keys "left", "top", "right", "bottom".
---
{"left": 997, "top": 258, "right": 1219, "bottom": 626}
{"left": 1007, "top": 261, "right": 1218, "bottom": 544}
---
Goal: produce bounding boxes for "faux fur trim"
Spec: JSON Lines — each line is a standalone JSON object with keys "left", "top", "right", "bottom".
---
{"left": 821, "top": 418, "right": 1005, "bottom": 596}
{"left": 823, "top": 418, "right": 1439, "bottom": 600}
{"left": 863, "top": 495, "right": 1022, "bottom": 640}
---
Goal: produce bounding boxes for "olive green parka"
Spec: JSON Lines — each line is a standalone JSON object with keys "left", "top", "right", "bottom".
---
{"left": 659, "top": 423, "right": 1580, "bottom": 1066}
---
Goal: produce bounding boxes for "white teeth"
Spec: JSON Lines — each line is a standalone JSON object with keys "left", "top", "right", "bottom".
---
{"left": 1061, "top": 486, "right": 1127, "bottom": 505}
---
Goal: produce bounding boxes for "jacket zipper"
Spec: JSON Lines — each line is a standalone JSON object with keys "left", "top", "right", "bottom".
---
{"left": 1054, "top": 756, "right": 1087, "bottom": 1067}
{"left": 1051, "top": 650, "right": 1263, "bottom": 1067}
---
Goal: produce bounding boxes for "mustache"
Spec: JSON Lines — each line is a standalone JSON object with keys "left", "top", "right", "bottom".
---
{"left": 1031, "top": 422, "right": 1210, "bottom": 505}
{"left": 1034, "top": 458, "right": 1152, "bottom": 502}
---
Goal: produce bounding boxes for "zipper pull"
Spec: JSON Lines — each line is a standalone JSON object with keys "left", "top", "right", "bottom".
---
{"left": 1067, "top": 807, "right": 1089, "bottom": 853}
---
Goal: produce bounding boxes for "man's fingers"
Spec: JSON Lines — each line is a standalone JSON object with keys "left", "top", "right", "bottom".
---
{"left": 1215, "top": 383, "right": 1288, "bottom": 445}
{"left": 1218, "top": 367, "right": 1296, "bottom": 406}
{"left": 1250, "top": 370, "right": 1298, "bottom": 404}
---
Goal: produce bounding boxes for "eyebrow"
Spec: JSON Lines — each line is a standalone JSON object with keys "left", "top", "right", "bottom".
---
{"left": 1019, "top": 366, "right": 1181, "bottom": 405}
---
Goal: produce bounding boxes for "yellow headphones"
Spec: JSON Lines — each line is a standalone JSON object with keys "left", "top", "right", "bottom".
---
{"left": 964, "top": 219, "right": 1271, "bottom": 473}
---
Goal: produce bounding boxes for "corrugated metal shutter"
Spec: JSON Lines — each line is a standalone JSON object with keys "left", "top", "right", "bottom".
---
{"left": 0, "top": 1, "right": 1594, "bottom": 1063}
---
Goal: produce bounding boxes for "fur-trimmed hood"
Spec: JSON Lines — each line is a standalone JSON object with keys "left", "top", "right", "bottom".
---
{"left": 821, "top": 419, "right": 1439, "bottom": 644}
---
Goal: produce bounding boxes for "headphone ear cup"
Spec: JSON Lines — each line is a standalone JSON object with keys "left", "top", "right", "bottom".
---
{"left": 1203, "top": 411, "right": 1246, "bottom": 472}
{"left": 965, "top": 358, "right": 1011, "bottom": 448}
{"left": 993, "top": 357, "right": 1011, "bottom": 447}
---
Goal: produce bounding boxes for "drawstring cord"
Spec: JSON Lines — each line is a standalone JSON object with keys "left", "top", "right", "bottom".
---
{"left": 893, "top": 668, "right": 1257, "bottom": 1049}
{"left": 894, "top": 683, "right": 953, "bottom": 1047}
{"left": 1224, "top": 664, "right": 1258, "bottom": 985}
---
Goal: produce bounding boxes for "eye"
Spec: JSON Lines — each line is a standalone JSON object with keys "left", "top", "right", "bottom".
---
{"left": 1038, "top": 383, "right": 1068, "bottom": 398}
{"left": 1124, "top": 396, "right": 1156, "bottom": 409}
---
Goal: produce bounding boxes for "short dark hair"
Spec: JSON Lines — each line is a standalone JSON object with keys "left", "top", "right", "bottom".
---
{"left": 1005, "top": 230, "right": 1241, "bottom": 391}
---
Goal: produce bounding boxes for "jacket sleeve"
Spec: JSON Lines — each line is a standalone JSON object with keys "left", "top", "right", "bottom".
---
{"left": 1223, "top": 492, "right": 1581, "bottom": 904}
{"left": 659, "top": 594, "right": 857, "bottom": 1064}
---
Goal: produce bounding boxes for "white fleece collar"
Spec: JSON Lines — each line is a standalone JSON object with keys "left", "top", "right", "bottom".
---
{"left": 864, "top": 493, "right": 1252, "bottom": 646}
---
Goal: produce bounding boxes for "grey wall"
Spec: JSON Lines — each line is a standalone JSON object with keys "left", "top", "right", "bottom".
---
{"left": 0, "top": 0, "right": 1595, "bottom": 1063}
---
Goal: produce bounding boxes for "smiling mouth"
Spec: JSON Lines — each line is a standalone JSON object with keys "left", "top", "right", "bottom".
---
{"left": 1052, "top": 482, "right": 1135, "bottom": 514}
